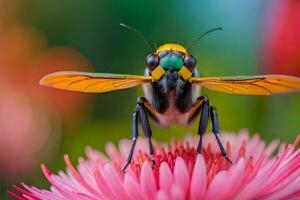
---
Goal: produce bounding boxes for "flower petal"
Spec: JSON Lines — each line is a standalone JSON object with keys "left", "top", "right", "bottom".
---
{"left": 205, "top": 171, "right": 229, "bottom": 200}
{"left": 159, "top": 162, "right": 173, "bottom": 194}
{"left": 9, "top": 132, "right": 300, "bottom": 200}
{"left": 94, "top": 168, "right": 116, "bottom": 200}
{"left": 105, "top": 143, "right": 124, "bottom": 164}
{"left": 156, "top": 190, "right": 170, "bottom": 200}
{"left": 140, "top": 161, "right": 157, "bottom": 200}
{"left": 222, "top": 158, "right": 246, "bottom": 199}
{"left": 174, "top": 157, "right": 189, "bottom": 196}
{"left": 170, "top": 184, "right": 185, "bottom": 200}
{"left": 102, "top": 164, "right": 131, "bottom": 200}
{"left": 190, "top": 155, "right": 207, "bottom": 200}
{"left": 124, "top": 173, "right": 146, "bottom": 200}
{"left": 63, "top": 155, "right": 101, "bottom": 199}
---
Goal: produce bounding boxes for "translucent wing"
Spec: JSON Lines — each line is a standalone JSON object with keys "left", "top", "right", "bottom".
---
{"left": 40, "top": 71, "right": 152, "bottom": 93}
{"left": 191, "top": 75, "right": 300, "bottom": 95}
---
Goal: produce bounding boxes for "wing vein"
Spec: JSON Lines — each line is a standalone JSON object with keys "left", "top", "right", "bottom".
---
{"left": 65, "top": 77, "right": 91, "bottom": 88}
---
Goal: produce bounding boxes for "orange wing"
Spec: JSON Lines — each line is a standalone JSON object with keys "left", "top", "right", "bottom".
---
{"left": 40, "top": 71, "right": 153, "bottom": 93}
{"left": 191, "top": 75, "right": 300, "bottom": 95}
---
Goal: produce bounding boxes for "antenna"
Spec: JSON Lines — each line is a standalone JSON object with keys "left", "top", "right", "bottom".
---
{"left": 188, "top": 27, "right": 223, "bottom": 50}
{"left": 120, "top": 23, "right": 153, "bottom": 51}
{"left": 153, "top": 41, "right": 157, "bottom": 50}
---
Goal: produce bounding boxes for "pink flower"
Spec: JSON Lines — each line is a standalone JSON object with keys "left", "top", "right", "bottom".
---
{"left": 9, "top": 130, "right": 300, "bottom": 200}
{"left": 262, "top": 0, "right": 300, "bottom": 76}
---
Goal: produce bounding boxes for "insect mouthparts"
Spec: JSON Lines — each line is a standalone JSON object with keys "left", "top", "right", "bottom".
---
{"left": 168, "top": 67, "right": 175, "bottom": 72}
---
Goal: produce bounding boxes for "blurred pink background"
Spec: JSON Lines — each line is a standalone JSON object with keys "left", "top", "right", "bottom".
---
{"left": 0, "top": 0, "right": 93, "bottom": 180}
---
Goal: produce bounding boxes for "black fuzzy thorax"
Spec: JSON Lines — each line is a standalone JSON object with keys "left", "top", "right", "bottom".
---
{"left": 151, "top": 76, "right": 194, "bottom": 114}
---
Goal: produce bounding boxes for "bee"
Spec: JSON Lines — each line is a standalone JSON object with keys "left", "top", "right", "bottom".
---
{"left": 40, "top": 24, "right": 300, "bottom": 171}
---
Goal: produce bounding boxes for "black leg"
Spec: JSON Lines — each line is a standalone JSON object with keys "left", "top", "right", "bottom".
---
{"left": 187, "top": 96, "right": 233, "bottom": 164}
{"left": 121, "top": 97, "right": 156, "bottom": 171}
{"left": 148, "top": 137, "right": 155, "bottom": 166}
{"left": 137, "top": 98, "right": 155, "bottom": 167}
{"left": 210, "top": 106, "right": 233, "bottom": 164}
{"left": 196, "top": 96, "right": 210, "bottom": 154}
{"left": 121, "top": 108, "right": 139, "bottom": 172}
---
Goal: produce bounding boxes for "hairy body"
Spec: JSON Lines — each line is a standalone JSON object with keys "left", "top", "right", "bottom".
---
{"left": 143, "top": 68, "right": 200, "bottom": 127}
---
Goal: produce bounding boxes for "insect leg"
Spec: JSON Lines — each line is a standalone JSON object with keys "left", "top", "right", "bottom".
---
{"left": 121, "top": 107, "right": 139, "bottom": 172}
{"left": 197, "top": 97, "right": 210, "bottom": 154}
{"left": 192, "top": 96, "right": 209, "bottom": 153}
{"left": 186, "top": 96, "right": 209, "bottom": 154}
{"left": 137, "top": 97, "right": 155, "bottom": 167}
{"left": 210, "top": 106, "right": 234, "bottom": 164}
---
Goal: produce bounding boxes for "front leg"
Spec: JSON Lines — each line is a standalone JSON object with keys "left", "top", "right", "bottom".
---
{"left": 121, "top": 107, "right": 139, "bottom": 172}
{"left": 196, "top": 96, "right": 210, "bottom": 154}
{"left": 187, "top": 96, "right": 233, "bottom": 163}
{"left": 121, "top": 97, "right": 156, "bottom": 172}
{"left": 137, "top": 97, "right": 155, "bottom": 166}
{"left": 186, "top": 96, "right": 209, "bottom": 154}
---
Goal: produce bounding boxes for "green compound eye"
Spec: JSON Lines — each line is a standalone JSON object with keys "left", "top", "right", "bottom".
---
{"left": 159, "top": 52, "right": 184, "bottom": 70}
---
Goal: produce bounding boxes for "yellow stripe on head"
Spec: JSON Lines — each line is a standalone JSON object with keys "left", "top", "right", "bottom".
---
{"left": 156, "top": 43, "right": 187, "bottom": 54}
{"left": 178, "top": 66, "right": 192, "bottom": 81}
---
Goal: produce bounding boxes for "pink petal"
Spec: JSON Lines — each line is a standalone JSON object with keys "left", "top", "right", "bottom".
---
{"left": 7, "top": 189, "right": 27, "bottom": 200}
{"left": 41, "top": 164, "right": 80, "bottom": 200}
{"left": 264, "top": 174, "right": 300, "bottom": 200}
{"left": 118, "top": 139, "right": 132, "bottom": 159}
{"left": 156, "top": 190, "right": 170, "bottom": 200}
{"left": 159, "top": 162, "right": 173, "bottom": 194}
{"left": 247, "top": 135, "right": 265, "bottom": 161}
{"left": 11, "top": 185, "right": 40, "bottom": 200}
{"left": 102, "top": 164, "right": 131, "bottom": 200}
{"left": 190, "top": 155, "right": 207, "bottom": 200}
{"left": 140, "top": 161, "right": 157, "bottom": 200}
{"left": 85, "top": 146, "right": 108, "bottom": 166}
{"left": 222, "top": 158, "right": 246, "bottom": 199}
{"left": 19, "top": 189, "right": 59, "bottom": 200}
{"left": 77, "top": 157, "right": 97, "bottom": 189}
{"left": 94, "top": 169, "right": 116, "bottom": 200}
{"left": 21, "top": 183, "right": 63, "bottom": 200}
{"left": 124, "top": 173, "right": 146, "bottom": 200}
{"left": 258, "top": 153, "right": 300, "bottom": 196}
{"left": 170, "top": 184, "right": 185, "bottom": 200}
{"left": 63, "top": 155, "right": 101, "bottom": 199}
{"left": 205, "top": 171, "right": 229, "bottom": 200}
{"left": 174, "top": 157, "right": 190, "bottom": 196}
{"left": 264, "top": 140, "right": 280, "bottom": 158}
{"left": 105, "top": 143, "right": 124, "bottom": 164}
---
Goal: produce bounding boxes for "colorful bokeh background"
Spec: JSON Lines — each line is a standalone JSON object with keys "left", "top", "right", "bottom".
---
{"left": 1, "top": 0, "right": 300, "bottom": 198}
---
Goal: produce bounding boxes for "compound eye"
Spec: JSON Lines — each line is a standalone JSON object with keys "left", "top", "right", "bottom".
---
{"left": 146, "top": 53, "right": 160, "bottom": 71}
{"left": 184, "top": 54, "right": 196, "bottom": 71}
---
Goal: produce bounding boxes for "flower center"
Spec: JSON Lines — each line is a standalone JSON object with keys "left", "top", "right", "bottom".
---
{"left": 128, "top": 139, "right": 250, "bottom": 184}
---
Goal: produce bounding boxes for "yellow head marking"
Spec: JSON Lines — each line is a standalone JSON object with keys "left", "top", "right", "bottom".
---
{"left": 151, "top": 66, "right": 165, "bottom": 80}
{"left": 156, "top": 43, "right": 187, "bottom": 54}
{"left": 178, "top": 66, "right": 192, "bottom": 81}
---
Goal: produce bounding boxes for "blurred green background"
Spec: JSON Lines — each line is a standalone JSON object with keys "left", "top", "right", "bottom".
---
{"left": 1, "top": 0, "right": 300, "bottom": 198}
